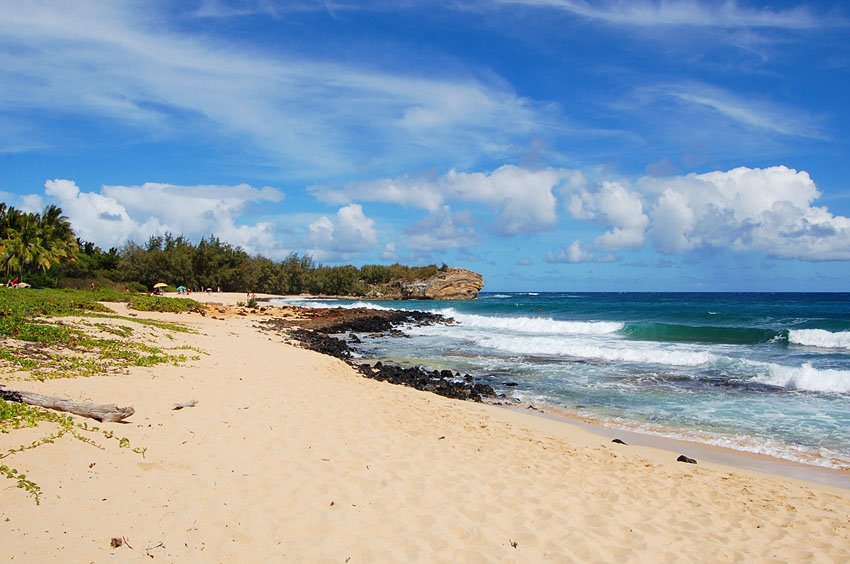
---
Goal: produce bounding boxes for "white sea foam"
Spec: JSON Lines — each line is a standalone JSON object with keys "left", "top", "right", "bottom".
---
{"left": 477, "top": 335, "right": 717, "bottom": 367}
{"left": 274, "top": 299, "right": 395, "bottom": 311}
{"left": 605, "top": 418, "right": 850, "bottom": 470}
{"left": 754, "top": 362, "right": 850, "bottom": 394}
{"left": 788, "top": 329, "right": 850, "bottom": 350}
{"left": 432, "top": 310, "right": 624, "bottom": 336}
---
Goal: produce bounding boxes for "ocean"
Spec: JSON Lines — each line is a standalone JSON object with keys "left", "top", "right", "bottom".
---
{"left": 278, "top": 292, "right": 850, "bottom": 471}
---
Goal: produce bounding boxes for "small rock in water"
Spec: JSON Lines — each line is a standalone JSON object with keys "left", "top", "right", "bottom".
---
{"left": 676, "top": 455, "right": 697, "bottom": 464}
{"left": 611, "top": 438, "right": 627, "bottom": 445}
{"left": 503, "top": 382, "right": 519, "bottom": 387}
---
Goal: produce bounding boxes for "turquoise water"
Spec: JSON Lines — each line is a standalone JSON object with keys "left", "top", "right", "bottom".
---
{"left": 279, "top": 293, "right": 850, "bottom": 470}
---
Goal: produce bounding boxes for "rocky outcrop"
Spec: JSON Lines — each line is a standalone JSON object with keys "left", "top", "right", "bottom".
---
{"left": 399, "top": 267, "right": 484, "bottom": 300}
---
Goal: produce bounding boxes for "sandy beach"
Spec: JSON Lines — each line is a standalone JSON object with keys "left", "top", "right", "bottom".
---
{"left": 1, "top": 294, "right": 849, "bottom": 562}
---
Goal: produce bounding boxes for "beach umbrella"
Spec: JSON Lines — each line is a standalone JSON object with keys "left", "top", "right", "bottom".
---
{"left": 153, "top": 282, "right": 167, "bottom": 289}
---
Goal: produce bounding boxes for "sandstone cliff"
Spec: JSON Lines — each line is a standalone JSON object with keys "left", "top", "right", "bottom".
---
{"left": 398, "top": 267, "right": 484, "bottom": 300}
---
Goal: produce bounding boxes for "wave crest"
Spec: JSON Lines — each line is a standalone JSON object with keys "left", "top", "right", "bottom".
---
{"left": 754, "top": 362, "right": 850, "bottom": 394}
{"left": 788, "top": 329, "right": 850, "bottom": 350}
{"left": 478, "top": 335, "right": 716, "bottom": 367}
{"left": 440, "top": 311, "right": 623, "bottom": 335}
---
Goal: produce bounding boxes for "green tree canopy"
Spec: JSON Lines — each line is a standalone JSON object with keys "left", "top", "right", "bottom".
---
{"left": 0, "top": 203, "right": 79, "bottom": 278}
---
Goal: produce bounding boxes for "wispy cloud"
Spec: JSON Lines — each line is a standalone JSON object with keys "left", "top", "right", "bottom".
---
{"left": 191, "top": 0, "right": 363, "bottom": 19}
{"left": 0, "top": 2, "right": 552, "bottom": 178}
{"left": 645, "top": 82, "right": 827, "bottom": 140}
{"left": 492, "top": 0, "right": 840, "bottom": 30}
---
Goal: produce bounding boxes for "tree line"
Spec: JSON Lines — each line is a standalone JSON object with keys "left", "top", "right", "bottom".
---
{"left": 1, "top": 203, "right": 442, "bottom": 296}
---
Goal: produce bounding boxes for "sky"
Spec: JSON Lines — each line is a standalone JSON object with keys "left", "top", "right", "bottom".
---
{"left": 1, "top": 0, "right": 850, "bottom": 292}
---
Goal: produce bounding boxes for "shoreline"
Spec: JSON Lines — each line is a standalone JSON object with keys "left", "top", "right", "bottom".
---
{"left": 517, "top": 404, "right": 850, "bottom": 490}
{"left": 181, "top": 291, "right": 850, "bottom": 489}
{"left": 1, "top": 297, "right": 849, "bottom": 559}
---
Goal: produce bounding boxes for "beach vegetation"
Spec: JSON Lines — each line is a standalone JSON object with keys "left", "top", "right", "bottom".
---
{"left": 0, "top": 398, "right": 146, "bottom": 504}
{"left": 0, "top": 287, "right": 200, "bottom": 380}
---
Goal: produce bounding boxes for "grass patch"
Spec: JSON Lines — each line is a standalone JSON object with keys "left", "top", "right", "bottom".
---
{"left": 0, "top": 288, "right": 204, "bottom": 380}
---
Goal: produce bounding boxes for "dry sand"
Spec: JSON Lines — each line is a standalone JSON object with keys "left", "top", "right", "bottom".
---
{"left": 1, "top": 297, "right": 848, "bottom": 562}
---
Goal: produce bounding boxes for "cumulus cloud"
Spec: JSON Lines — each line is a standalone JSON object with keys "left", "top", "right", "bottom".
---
{"left": 19, "top": 194, "right": 44, "bottom": 213}
{"left": 40, "top": 179, "right": 286, "bottom": 257}
{"left": 548, "top": 165, "right": 850, "bottom": 263}
{"left": 312, "top": 164, "right": 582, "bottom": 235}
{"left": 405, "top": 206, "right": 478, "bottom": 252}
{"left": 643, "top": 166, "right": 850, "bottom": 260}
{"left": 308, "top": 204, "right": 378, "bottom": 260}
{"left": 568, "top": 180, "right": 648, "bottom": 250}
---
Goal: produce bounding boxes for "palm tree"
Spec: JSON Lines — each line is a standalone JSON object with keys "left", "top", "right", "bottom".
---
{"left": 0, "top": 204, "right": 79, "bottom": 280}
{"left": 35, "top": 204, "right": 78, "bottom": 271}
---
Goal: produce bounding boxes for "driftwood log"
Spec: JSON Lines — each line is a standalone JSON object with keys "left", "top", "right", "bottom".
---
{"left": 0, "top": 387, "right": 134, "bottom": 422}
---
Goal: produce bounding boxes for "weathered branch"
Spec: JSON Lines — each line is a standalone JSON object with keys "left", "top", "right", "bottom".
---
{"left": 0, "top": 387, "right": 134, "bottom": 422}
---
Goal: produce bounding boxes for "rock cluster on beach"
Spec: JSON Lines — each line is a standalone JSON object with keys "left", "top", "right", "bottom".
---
{"left": 259, "top": 307, "right": 497, "bottom": 403}
{"left": 358, "top": 362, "right": 496, "bottom": 402}
{"left": 269, "top": 307, "right": 447, "bottom": 333}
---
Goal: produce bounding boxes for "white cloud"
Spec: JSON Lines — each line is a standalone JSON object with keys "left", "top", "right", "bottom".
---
{"left": 19, "top": 194, "right": 44, "bottom": 214}
{"left": 308, "top": 204, "right": 378, "bottom": 260}
{"left": 643, "top": 166, "right": 850, "bottom": 260}
{"left": 312, "top": 164, "right": 580, "bottom": 235}
{"left": 405, "top": 206, "right": 478, "bottom": 252}
{"left": 636, "top": 83, "right": 825, "bottom": 140}
{"left": 548, "top": 165, "right": 850, "bottom": 263}
{"left": 102, "top": 182, "right": 283, "bottom": 236}
{"left": 545, "top": 240, "right": 615, "bottom": 263}
{"left": 443, "top": 166, "right": 563, "bottom": 234}
{"left": 493, "top": 0, "right": 832, "bottom": 30}
{"left": 568, "top": 180, "right": 648, "bottom": 249}
{"left": 40, "top": 179, "right": 286, "bottom": 257}
{"left": 0, "top": 2, "right": 552, "bottom": 177}
{"left": 381, "top": 241, "right": 398, "bottom": 261}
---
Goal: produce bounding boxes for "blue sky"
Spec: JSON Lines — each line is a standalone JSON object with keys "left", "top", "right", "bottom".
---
{"left": 2, "top": 0, "right": 850, "bottom": 291}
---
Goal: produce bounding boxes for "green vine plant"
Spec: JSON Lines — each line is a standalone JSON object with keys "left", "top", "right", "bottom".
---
{"left": 0, "top": 290, "right": 194, "bottom": 502}
{"left": 0, "top": 314, "right": 201, "bottom": 381}
{"left": 0, "top": 399, "right": 146, "bottom": 504}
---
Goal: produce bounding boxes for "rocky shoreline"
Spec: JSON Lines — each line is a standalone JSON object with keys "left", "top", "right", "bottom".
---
{"left": 258, "top": 307, "right": 498, "bottom": 403}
